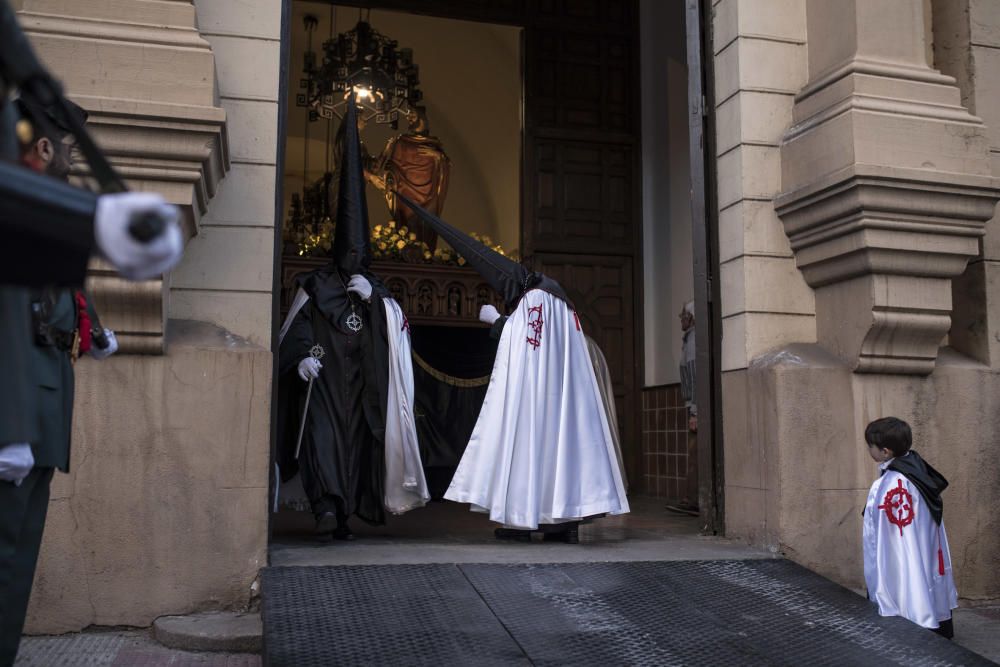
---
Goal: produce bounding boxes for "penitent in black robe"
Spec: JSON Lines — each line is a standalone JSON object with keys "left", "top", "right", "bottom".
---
{"left": 277, "top": 267, "right": 392, "bottom": 525}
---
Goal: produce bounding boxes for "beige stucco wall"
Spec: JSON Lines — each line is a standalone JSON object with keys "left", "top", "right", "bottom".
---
{"left": 21, "top": 0, "right": 280, "bottom": 632}
{"left": 715, "top": 0, "right": 1000, "bottom": 600}
{"left": 936, "top": 0, "right": 1000, "bottom": 369}
{"left": 27, "top": 322, "right": 271, "bottom": 632}
{"left": 725, "top": 345, "right": 1000, "bottom": 597}
{"left": 171, "top": 0, "right": 283, "bottom": 347}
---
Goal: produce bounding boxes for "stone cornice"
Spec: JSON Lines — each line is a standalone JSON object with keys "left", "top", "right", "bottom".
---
{"left": 795, "top": 57, "right": 957, "bottom": 103}
{"left": 15, "top": 11, "right": 210, "bottom": 49}
{"left": 19, "top": 0, "right": 230, "bottom": 354}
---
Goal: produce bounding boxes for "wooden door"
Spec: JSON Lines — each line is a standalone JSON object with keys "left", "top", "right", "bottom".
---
{"left": 522, "top": 0, "right": 643, "bottom": 488}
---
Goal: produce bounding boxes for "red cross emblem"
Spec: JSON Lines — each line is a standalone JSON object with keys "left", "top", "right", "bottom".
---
{"left": 526, "top": 304, "right": 544, "bottom": 349}
{"left": 878, "top": 479, "right": 914, "bottom": 537}
{"left": 402, "top": 314, "right": 410, "bottom": 332}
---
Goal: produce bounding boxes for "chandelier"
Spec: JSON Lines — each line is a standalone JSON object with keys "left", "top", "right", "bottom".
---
{"left": 298, "top": 12, "right": 422, "bottom": 128}
{"left": 286, "top": 12, "right": 422, "bottom": 257}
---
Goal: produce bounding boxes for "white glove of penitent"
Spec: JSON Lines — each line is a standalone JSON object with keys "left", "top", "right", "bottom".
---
{"left": 298, "top": 356, "right": 323, "bottom": 382}
{"left": 0, "top": 443, "right": 34, "bottom": 486}
{"left": 346, "top": 274, "right": 373, "bottom": 301}
{"left": 89, "top": 329, "right": 118, "bottom": 360}
{"left": 479, "top": 304, "right": 501, "bottom": 325}
{"left": 95, "top": 192, "right": 184, "bottom": 280}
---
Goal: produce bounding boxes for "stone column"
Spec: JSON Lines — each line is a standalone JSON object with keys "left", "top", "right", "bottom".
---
{"left": 776, "top": 0, "right": 1000, "bottom": 375}
{"left": 933, "top": 0, "right": 1000, "bottom": 368}
{"left": 712, "top": 0, "right": 811, "bottom": 552}
{"left": 17, "top": 0, "right": 229, "bottom": 353}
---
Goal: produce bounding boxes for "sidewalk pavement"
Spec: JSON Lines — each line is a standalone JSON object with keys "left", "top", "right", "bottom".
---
{"left": 15, "top": 629, "right": 260, "bottom": 666}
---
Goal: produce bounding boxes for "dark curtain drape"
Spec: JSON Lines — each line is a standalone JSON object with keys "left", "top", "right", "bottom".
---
{"left": 410, "top": 325, "right": 497, "bottom": 498}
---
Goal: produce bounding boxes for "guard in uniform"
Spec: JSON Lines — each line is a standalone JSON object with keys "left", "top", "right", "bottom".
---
{"left": 0, "top": 94, "right": 119, "bottom": 666}
{"left": 0, "top": 5, "right": 176, "bottom": 661}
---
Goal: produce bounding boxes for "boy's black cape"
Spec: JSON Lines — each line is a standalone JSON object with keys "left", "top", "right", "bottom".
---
{"left": 887, "top": 450, "right": 948, "bottom": 525}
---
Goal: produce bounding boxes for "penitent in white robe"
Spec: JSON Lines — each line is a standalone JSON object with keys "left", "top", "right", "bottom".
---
{"left": 444, "top": 289, "right": 630, "bottom": 529}
{"left": 862, "top": 465, "right": 957, "bottom": 630}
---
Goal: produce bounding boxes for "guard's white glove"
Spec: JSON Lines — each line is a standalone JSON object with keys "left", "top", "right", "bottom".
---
{"left": 89, "top": 329, "right": 118, "bottom": 360}
{"left": 347, "top": 274, "right": 373, "bottom": 301}
{"left": 479, "top": 304, "right": 501, "bottom": 325}
{"left": 95, "top": 192, "right": 184, "bottom": 281}
{"left": 0, "top": 443, "right": 34, "bottom": 486}
{"left": 298, "top": 356, "right": 323, "bottom": 382}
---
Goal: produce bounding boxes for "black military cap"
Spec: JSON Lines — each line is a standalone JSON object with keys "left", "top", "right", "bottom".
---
{"left": 14, "top": 95, "right": 88, "bottom": 136}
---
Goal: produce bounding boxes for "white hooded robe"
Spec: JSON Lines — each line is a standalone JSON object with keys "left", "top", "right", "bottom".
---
{"left": 444, "top": 289, "right": 630, "bottom": 529}
{"left": 862, "top": 464, "right": 957, "bottom": 629}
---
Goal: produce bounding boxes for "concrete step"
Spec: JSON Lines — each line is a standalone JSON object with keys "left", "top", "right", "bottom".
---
{"left": 153, "top": 611, "right": 261, "bottom": 654}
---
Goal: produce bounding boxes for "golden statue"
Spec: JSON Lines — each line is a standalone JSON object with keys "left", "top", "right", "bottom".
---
{"left": 364, "top": 106, "right": 451, "bottom": 249}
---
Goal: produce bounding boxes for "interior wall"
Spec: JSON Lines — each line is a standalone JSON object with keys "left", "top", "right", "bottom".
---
{"left": 284, "top": 3, "right": 521, "bottom": 254}
{"left": 640, "top": 0, "right": 694, "bottom": 387}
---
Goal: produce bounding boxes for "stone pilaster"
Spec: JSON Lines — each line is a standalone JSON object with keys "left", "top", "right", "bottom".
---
{"left": 17, "top": 0, "right": 229, "bottom": 353}
{"left": 776, "top": 0, "right": 1000, "bottom": 375}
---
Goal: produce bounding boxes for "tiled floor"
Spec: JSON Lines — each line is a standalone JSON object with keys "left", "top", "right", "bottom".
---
{"left": 270, "top": 495, "right": 772, "bottom": 567}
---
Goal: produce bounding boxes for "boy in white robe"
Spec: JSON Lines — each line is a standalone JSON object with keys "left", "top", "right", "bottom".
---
{"left": 862, "top": 417, "right": 957, "bottom": 638}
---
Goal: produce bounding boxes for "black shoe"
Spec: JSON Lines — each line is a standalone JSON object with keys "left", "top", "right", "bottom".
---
{"left": 542, "top": 524, "right": 580, "bottom": 543}
{"left": 494, "top": 527, "right": 532, "bottom": 542}
{"left": 332, "top": 525, "right": 355, "bottom": 541}
{"left": 314, "top": 511, "right": 338, "bottom": 534}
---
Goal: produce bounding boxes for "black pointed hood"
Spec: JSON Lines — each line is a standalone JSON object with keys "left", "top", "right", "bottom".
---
{"left": 332, "top": 96, "right": 372, "bottom": 274}
{"left": 395, "top": 193, "right": 571, "bottom": 309}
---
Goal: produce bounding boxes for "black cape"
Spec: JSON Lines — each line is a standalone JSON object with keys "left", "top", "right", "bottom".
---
{"left": 277, "top": 267, "right": 392, "bottom": 524}
{"left": 887, "top": 450, "right": 948, "bottom": 525}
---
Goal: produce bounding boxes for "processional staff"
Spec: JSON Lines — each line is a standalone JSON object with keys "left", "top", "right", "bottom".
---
{"left": 294, "top": 343, "right": 325, "bottom": 460}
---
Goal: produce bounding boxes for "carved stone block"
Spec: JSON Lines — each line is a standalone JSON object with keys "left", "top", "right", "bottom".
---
{"left": 18, "top": 0, "right": 230, "bottom": 354}
{"left": 776, "top": 0, "right": 1000, "bottom": 374}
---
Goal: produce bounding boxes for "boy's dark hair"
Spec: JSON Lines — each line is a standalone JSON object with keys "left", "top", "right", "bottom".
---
{"left": 865, "top": 417, "right": 912, "bottom": 457}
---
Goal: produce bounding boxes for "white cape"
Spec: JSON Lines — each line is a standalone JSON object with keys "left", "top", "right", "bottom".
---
{"left": 445, "top": 289, "right": 630, "bottom": 529}
{"left": 382, "top": 298, "right": 430, "bottom": 513}
{"left": 586, "top": 335, "right": 628, "bottom": 491}
{"left": 862, "top": 468, "right": 957, "bottom": 629}
{"left": 276, "top": 288, "right": 429, "bottom": 515}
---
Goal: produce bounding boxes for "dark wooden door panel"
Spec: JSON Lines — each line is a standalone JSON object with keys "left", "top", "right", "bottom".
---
{"left": 527, "top": 1, "right": 633, "bottom": 34}
{"left": 525, "top": 30, "right": 634, "bottom": 134}
{"left": 526, "top": 138, "right": 634, "bottom": 255}
{"left": 328, "top": 0, "right": 526, "bottom": 25}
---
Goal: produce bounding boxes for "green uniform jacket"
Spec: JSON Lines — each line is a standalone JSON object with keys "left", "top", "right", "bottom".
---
{"left": 29, "top": 289, "right": 91, "bottom": 472}
{"left": 0, "top": 286, "right": 39, "bottom": 445}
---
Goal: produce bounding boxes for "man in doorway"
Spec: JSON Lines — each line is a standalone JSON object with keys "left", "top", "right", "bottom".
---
{"left": 667, "top": 301, "right": 699, "bottom": 517}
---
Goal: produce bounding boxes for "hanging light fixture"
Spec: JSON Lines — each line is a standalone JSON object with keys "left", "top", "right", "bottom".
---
{"left": 287, "top": 9, "right": 421, "bottom": 257}
{"left": 308, "top": 10, "right": 422, "bottom": 127}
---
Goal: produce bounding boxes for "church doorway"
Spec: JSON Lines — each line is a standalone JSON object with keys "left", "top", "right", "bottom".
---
{"left": 269, "top": 0, "right": 723, "bottom": 555}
